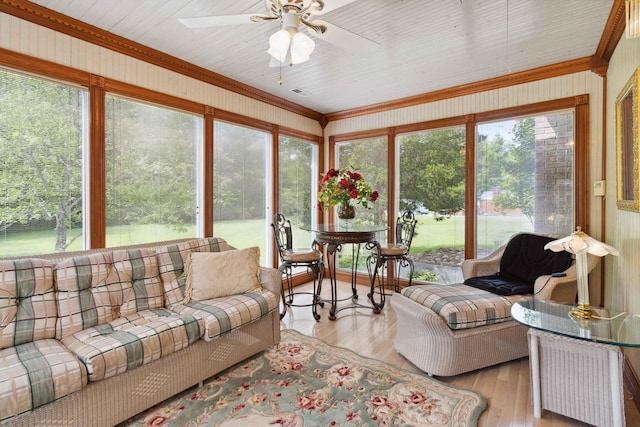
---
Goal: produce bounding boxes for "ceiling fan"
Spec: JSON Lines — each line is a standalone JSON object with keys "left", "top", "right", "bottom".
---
{"left": 178, "top": 0, "right": 378, "bottom": 65}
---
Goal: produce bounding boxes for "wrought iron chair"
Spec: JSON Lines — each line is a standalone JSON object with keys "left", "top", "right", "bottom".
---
{"left": 271, "top": 213, "right": 324, "bottom": 321}
{"left": 368, "top": 211, "right": 418, "bottom": 298}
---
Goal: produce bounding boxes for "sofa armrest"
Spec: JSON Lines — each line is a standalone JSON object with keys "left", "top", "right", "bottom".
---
{"left": 259, "top": 267, "right": 282, "bottom": 296}
{"left": 533, "top": 253, "right": 599, "bottom": 302}
{"left": 461, "top": 245, "right": 506, "bottom": 279}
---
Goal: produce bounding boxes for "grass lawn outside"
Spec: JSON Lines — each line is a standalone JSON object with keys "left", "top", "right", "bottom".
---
{"left": 0, "top": 215, "right": 534, "bottom": 259}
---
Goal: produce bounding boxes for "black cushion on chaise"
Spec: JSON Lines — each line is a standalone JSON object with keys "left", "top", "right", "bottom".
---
{"left": 464, "top": 233, "right": 573, "bottom": 296}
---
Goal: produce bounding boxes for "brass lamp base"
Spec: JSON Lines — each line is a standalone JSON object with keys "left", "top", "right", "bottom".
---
{"left": 569, "top": 304, "right": 597, "bottom": 320}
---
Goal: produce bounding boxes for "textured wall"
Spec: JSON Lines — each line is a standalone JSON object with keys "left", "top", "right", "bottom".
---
{"left": 606, "top": 34, "right": 640, "bottom": 374}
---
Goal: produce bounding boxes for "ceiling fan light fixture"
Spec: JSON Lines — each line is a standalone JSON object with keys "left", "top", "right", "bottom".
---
{"left": 291, "top": 31, "right": 315, "bottom": 58}
{"left": 268, "top": 29, "right": 291, "bottom": 61}
{"left": 268, "top": 27, "right": 315, "bottom": 65}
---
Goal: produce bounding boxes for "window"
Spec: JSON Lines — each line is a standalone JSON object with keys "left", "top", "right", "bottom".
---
{"left": 476, "top": 112, "right": 575, "bottom": 256}
{"left": 213, "top": 121, "right": 273, "bottom": 265}
{"left": 0, "top": 69, "right": 87, "bottom": 256}
{"left": 335, "top": 136, "right": 388, "bottom": 272}
{"left": 397, "top": 127, "right": 466, "bottom": 284}
{"left": 278, "top": 135, "right": 319, "bottom": 253}
{"left": 105, "top": 95, "right": 201, "bottom": 247}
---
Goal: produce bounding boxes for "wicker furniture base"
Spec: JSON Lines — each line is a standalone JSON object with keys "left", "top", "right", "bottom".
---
{"left": 528, "top": 328, "right": 625, "bottom": 427}
{"left": 4, "top": 312, "right": 280, "bottom": 427}
{"left": 391, "top": 293, "right": 528, "bottom": 376}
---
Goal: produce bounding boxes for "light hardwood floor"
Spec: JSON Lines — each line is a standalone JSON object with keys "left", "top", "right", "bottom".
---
{"left": 281, "top": 281, "right": 640, "bottom": 426}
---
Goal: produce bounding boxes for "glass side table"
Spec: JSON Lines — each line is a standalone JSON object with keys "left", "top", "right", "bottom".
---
{"left": 511, "top": 299, "right": 640, "bottom": 427}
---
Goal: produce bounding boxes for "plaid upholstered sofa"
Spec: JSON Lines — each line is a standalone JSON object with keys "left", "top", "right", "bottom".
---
{"left": 391, "top": 233, "right": 598, "bottom": 377}
{"left": 0, "top": 237, "right": 281, "bottom": 426}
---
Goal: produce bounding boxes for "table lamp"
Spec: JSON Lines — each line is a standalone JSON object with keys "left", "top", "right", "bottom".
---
{"left": 544, "top": 227, "right": 619, "bottom": 320}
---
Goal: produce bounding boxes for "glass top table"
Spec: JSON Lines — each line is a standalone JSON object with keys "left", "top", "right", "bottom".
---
{"left": 301, "top": 223, "right": 389, "bottom": 244}
{"left": 511, "top": 298, "right": 640, "bottom": 347}
{"left": 511, "top": 298, "right": 638, "bottom": 426}
{"left": 301, "top": 223, "right": 389, "bottom": 320}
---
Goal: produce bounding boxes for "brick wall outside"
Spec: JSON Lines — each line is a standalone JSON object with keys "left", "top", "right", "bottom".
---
{"left": 534, "top": 112, "right": 574, "bottom": 235}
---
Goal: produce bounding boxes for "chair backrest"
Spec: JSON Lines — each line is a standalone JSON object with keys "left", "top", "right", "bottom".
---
{"left": 271, "top": 213, "right": 293, "bottom": 260}
{"left": 395, "top": 211, "right": 417, "bottom": 249}
{"left": 499, "top": 233, "right": 573, "bottom": 284}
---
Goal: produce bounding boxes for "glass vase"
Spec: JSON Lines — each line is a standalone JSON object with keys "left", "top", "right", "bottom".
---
{"left": 337, "top": 203, "right": 355, "bottom": 219}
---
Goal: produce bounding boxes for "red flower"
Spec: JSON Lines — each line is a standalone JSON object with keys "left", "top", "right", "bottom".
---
{"left": 318, "top": 167, "right": 379, "bottom": 210}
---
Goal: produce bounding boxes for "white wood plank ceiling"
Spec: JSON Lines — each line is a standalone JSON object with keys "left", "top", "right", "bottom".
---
{"left": 28, "top": 0, "right": 613, "bottom": 114}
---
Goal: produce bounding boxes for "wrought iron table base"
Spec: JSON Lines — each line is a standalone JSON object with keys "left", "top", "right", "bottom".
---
{"left": 323, "top": 241, "right": 385, "bottom": 320}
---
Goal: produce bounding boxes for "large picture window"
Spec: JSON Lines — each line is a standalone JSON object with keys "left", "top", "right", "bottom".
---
{"left": 105, "top": 95, "right": 201, "bottom": 247}
{"left": 335, "top": 136, "right": 388, "bottom": 272}
{"left": 476, "top": 111, "right": 575, "bottom": 256}
{"left": 213, "top": 121, "right": 272, "bottom": 265}
{"left": 278, "top": 135, "right": 319, "bottom": 252}
{"left": 398, "top": 127, "right": 466, "bottom": 284}
{"left": 0, "top": 69, "right": 87, "bottom": 256}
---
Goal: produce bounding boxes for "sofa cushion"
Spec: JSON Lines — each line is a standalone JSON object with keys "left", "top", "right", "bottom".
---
{"left": 401, "top": 284, "right": 526, "bottom": 330}
{"left": 60, "top": 308, "right": 203, "bottom": 381}
{"left": 172, "top": 288, "right": 278, "bottom": 341}
{"left": 462, "top": 275, "right": 534, "bottom": 296}
{"left": 0, "top": 259, "right": 57, "bottom": 350}
{"left": 0, "top": 339, "right": 87, "bottom": 421}
{"left": 156, "top": 237, "right": 234, "bottom": 309}
{"left": 55, "top": 249, "right": 163, "bottom": 339}
{"left": 184, "top": 247, "right": 261, "bottom": 302}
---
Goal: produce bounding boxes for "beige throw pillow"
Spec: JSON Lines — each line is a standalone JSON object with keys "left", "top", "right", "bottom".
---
{"left": 183, "top": 247, "right": 261, "bottom": 302}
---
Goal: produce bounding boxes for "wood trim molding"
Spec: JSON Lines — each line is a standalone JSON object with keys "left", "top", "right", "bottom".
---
{"left": 0, "top": 0, "right": 323, "bottom": 123}
{"left": 0, "top": 47, "right": 90, "bottom": 85}
{"left": 213, "top": 109, "right": 275, "bottom": 133}
{"left": 278, "top": 127, "right": 323, "bottom": 144}
{"left": 593, "top": 0, "right": 626, "bottom": 76}
{"left": 331, "top": 128, "right": 392, "bottom": 143}
{"left": 104, "top": 80, "right": 206, "bottom": 115}
{"left": 464, "top": 120, "right": 476, "bottom": 259}
{"left": 203, "top": 111, "right": 214, "bottom": 238}
{"left": 325, "top": 56, "right": 594, "bottom": 122}
{"left": 88, "top": 77, "right": 106, "bottom": 248}
{"left": 575, "top": 100, "right": 590, "bottom": 232}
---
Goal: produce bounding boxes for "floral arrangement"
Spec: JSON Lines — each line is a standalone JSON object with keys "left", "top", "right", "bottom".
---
{"left": 317, "top": 167, "right": 379, "bottom": 210}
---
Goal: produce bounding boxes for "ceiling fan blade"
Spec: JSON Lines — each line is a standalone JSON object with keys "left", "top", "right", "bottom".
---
{"left": 178, "top": 14, "right": 257, "bottom": 29}
{"left": 312, "top": 0, "right": 360, "bottom": 15}
{"left": 312, "top": 20, "right": 379, "bottom": 54}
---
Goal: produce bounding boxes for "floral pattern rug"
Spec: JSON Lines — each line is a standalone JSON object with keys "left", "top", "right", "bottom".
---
{"left": 122, "top": 329, "right": 486, "bottom": 427}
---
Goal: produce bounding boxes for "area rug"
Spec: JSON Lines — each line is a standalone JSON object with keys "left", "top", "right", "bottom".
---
{"left": 122, "top": 329, "right": 486, "bottom": 427}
